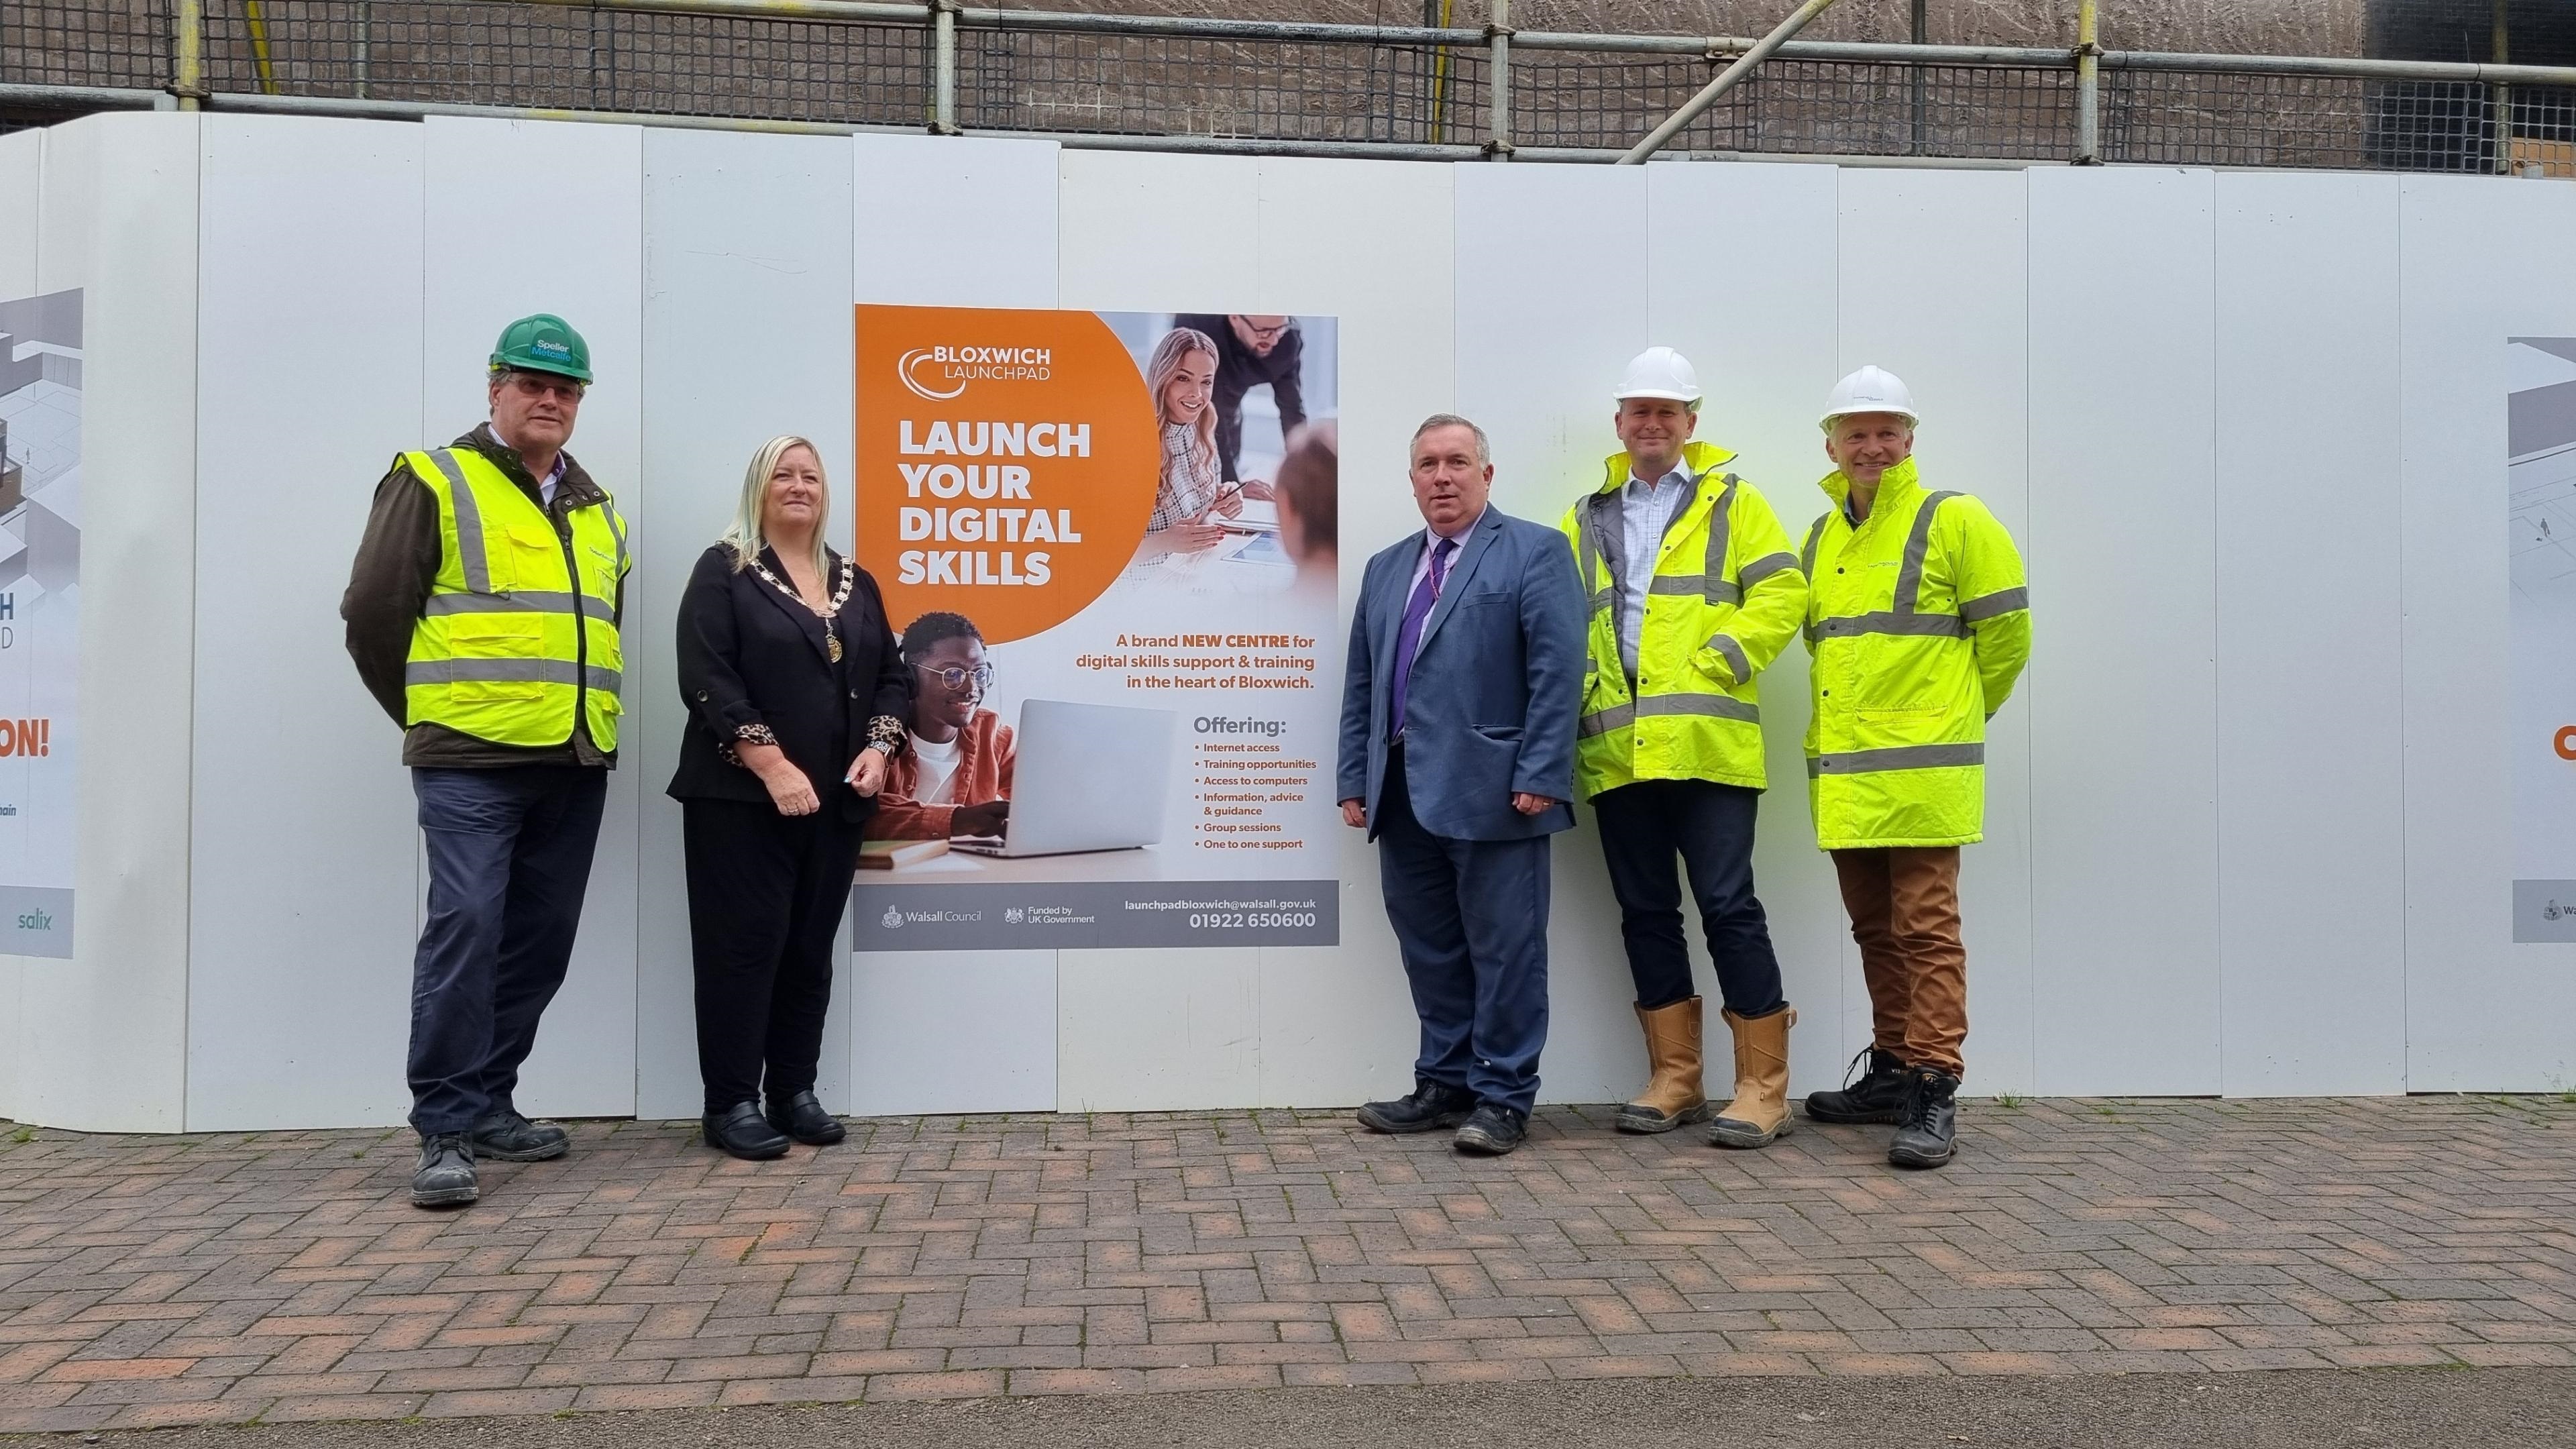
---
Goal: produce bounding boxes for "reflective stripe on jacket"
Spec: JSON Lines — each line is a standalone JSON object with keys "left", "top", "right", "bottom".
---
{"left": 402, "top": 446, "right": 631, "bottom": 751}
{"left": 1801, "top": 456, "right": 2029, "bottom": 849}
{"left": 1558, "top": 439, "right": 1807, "bottom": 798}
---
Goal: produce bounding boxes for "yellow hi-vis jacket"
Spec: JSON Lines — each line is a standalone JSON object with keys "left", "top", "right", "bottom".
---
{"left": 1800, "top": 456, "right": 2029, "bottom": 849}
{"left": 1559, "top": 439, "right": 1808, "bottom": 798}
{"left": 401, "top": 446, "right": 630, "bottom": 752}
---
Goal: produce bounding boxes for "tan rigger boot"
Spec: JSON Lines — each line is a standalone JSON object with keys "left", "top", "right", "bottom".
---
{"left": 1615, "top": 997, "right": 1715, "bottom": 1134}
{"left": 1707, "top": 1005, "right": 1796, "bottom": 1148}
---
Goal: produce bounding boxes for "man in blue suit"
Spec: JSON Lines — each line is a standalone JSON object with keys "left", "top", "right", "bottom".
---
{"left": 1338, "top": 414, "right": 1588, "bottom": 1155}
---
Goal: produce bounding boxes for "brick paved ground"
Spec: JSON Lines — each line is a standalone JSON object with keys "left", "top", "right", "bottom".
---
{"left": 0, "top": 1095, "right": 2571, "bottom": 1433}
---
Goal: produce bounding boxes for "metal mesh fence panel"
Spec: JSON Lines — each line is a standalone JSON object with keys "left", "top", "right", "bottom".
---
{"left": 1, "top": 0, "right": 2571, "bottom": 176}
{"left": 1, "top": 0, "right": 171, "bottom": 89}
{"left": 2105, "top": 69, "right": 2576, "bottom": 174}
{"left": 1511, "top": 52, "right": 2073, "bottom": 160}
{"left": 2506, "top": 83, "right": 2576, "bottom": 177}
{"left": 961, "top": 30, "right": 1485, "bottom": 144}
{"left": 192, "top": 0, "right": 928, "bottom": 123}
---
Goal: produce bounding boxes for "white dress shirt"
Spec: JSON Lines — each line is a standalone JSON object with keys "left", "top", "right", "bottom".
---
{"left": 1616, "top": 463, "right": 1693, "bottom": 678}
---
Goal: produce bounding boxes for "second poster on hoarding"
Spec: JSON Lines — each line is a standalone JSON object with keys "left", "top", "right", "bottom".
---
{"left": 850, "top": 306, "right": 1340, "bottom": 949}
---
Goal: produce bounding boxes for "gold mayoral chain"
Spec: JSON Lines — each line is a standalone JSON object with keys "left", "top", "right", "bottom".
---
{"left": 752, "top": 552, "right": 859, "bottom": 661}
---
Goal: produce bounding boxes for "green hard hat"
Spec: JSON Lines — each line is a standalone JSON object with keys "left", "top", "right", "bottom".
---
{"left": 489, "top": 313, "right": 593, "bottom": 384}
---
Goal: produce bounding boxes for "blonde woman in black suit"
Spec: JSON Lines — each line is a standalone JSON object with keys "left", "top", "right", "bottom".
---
{"left": 670, "top": 436, "right": 911, "bottom": 1160}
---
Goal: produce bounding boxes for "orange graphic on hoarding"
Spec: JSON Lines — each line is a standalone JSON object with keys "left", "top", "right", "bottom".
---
{"left": 857, "top": 305, "right": 1158, "bottom": 643}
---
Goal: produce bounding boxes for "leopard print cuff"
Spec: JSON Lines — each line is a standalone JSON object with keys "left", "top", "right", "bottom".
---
{"left": 865, "top": 714, "right": 908, "bottom": 755}
{"left": 719, "top": 722, "right": 779, "bottom": 770}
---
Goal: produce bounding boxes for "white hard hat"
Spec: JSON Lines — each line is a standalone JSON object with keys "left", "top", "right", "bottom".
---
{"left": 1615, "top": 346, "right": 1702, "bottom": 407}
{"left": 1819, "top": 365, "right": 1919, "bottom": 431}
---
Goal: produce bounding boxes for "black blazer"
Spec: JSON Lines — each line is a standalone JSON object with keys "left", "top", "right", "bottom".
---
{"left": 667, "top": 543, "right": 912, "bottom": 822}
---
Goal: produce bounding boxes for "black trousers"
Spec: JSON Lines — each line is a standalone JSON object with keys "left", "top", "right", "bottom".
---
{"left": 682, "top": 798, "right": 866, "bottom": 1114}
{"left": 1591, "top": 778, "right": 1786, "bottom": 1016}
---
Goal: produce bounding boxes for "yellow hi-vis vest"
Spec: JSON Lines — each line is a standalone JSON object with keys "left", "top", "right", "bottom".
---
{"left": 1559, "top": 439, "right": 1808, "bottom": 798}
{"left": 1800, "top": 457, "right": 2029, "bottom": 850}
{"left": 401, "top": 446, "right": 630, "bottom": 752}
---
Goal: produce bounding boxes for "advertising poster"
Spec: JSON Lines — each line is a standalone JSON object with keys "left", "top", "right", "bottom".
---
{"left": 0, "top": 290, "right": 80, "bottom": 959}
{"left": 2511, "top": 337, "right": 2576, "bottom": 942}
{"left": 851, "top": 307, "right": 1342, "bottom": 950}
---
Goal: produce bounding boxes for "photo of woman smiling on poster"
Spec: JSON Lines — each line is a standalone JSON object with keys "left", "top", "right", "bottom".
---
{"left": 1126, "top": 326, "right": 1252, "bottom": 577}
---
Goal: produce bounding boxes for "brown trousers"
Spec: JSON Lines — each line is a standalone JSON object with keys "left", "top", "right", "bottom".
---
{"left": 1830, "top": 847, "right": 1968, "bottom": 1077}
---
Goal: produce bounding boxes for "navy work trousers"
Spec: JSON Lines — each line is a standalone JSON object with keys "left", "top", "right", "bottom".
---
{"left": 1591, "top": 778, "right": 1786, "bottom": 1016}
{"left": 408, "top": 765, "right": 607, "bottom": 1138}
{"left": 1375, "top": 746, "right": 1553, "bottom": 1115}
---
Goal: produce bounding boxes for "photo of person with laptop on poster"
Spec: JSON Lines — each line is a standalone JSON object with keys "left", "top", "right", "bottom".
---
{"left": 851, "top": 304, "right": 1340, "bottom": 949}
{"left": 867, "top": 611, "right": 1014, "bottom": 843}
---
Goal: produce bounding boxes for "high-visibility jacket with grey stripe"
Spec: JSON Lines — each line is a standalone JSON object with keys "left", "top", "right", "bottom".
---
{"left": 1559, "top": 440, "right": 1807, "bottom": 798}
{"left": 402, "top": 445, "right": 630, "bottom": 752}
{"left": 1801, "top": 456, "right": 2029, "bottom": 849}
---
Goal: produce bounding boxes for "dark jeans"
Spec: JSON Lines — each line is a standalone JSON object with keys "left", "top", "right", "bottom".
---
{"left": 1375, "top": 746, "right": 1552, "bottom": 1115}
{"left": 1591, "top": 778, "right": 1786, "bottom": 1016}
{"left": 682, "top": 798, "right": 865, "bottom": 1115}
{"left": 409, "top": 765, "right": 608, "bottom": 1138}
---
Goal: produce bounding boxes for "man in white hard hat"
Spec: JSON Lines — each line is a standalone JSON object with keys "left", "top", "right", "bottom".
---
{"left": 1558, "top": 347, "right": 1807, "bottom": 1148}
{"left": 1798, "top": 366, "right": 2029, "bottom": 1169}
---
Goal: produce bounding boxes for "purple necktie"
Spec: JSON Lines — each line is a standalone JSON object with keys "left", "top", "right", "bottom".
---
{"left": 1389, "top": 536, "right": 1457, "bottom": 742}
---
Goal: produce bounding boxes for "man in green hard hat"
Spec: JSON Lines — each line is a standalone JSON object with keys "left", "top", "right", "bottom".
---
{"left": 341, "top": 315, "right": 631, "bottom": 1210}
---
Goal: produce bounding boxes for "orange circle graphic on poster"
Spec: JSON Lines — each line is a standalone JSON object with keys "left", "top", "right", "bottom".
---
{"left": 856, "top": 305, "right": 1157, "bottom": 644}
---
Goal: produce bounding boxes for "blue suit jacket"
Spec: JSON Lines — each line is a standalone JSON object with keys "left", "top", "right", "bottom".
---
{"left": 1338, "top": 506, "right": 1587, "bottom": 842}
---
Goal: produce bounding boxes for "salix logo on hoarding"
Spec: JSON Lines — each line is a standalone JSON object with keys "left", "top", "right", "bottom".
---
{"left": 898, "top": 345, "right": 1055, "bottom": 400}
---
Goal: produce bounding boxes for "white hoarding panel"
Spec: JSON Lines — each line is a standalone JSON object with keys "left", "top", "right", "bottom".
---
{"left": 2403, "top": 174, "right": 2576, "bottom": 1091}
{"left": 2214, "top": 171, "right": 2406, "bottom": 1096}
{"left": 2026, "top": 167, "right": 2222, "bottom": 1095}
{"left": 188, "top": 115, "right": 426, "bottom": 1129}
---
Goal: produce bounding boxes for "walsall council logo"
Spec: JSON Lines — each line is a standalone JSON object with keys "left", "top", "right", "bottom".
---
{"left": 880, "top": 905, "right": 904, "bottom": 930}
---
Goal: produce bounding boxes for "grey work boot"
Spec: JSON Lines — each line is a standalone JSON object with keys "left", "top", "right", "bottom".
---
{"left": 472, "top": 1110, "right": 570, "bottom": 1162}
{"left": 410, "top": 1132, "right": 478, "bottom": 1209}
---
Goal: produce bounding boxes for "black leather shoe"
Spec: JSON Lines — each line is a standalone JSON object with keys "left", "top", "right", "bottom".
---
{"left": 1888, "top": 1066, "right": 1960, "bottom": 1169}
{"left": 471, "top": 1110, "right": 570, "bottom": 1162}
{"left": 1452, "top": 1104, "right": 1527, "bottom": 1156}
{"left": 411, "top": 1132, "right": 478, "bottom": 1209}
{"left": 765, "top": 1090, "right": 846, "bottom": 1146}
{"left": 1356, "top": 1079, "right": 1474, "bottom": 1134}
{"left": 1805, "top": 1046, "right": 1912, "bottom": 1125}
{"left": 702, "top": 1102, "right": 790, "bottom": 1161}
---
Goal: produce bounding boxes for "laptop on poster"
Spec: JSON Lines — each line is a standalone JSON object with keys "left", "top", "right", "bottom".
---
{"left": 950, "top": 699, "right": 1175, "bottom": 857}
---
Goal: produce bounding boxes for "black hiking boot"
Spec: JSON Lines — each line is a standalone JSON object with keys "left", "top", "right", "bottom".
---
{"left": 1804, "top": 1046, "right": 1911, "bottom": 1125}
{"left": 1356, "top": 1079, "right": 1474, "bottom": 1134}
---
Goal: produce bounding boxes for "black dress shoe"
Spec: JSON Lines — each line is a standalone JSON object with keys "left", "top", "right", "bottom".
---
{"left": 1452, "top": 1104, "right": 1528, "bottom": 1156}
{"left": 1805, "top": 1046, "right": 1912, "bottom": 1125}
{"left": 702, "top": 1102, "right": 790, "bottom": 1161}
{"left": 765, "top": 1089, "right": 846, "bottom": 1146}
{"left": 1888, "top": 1066, "right": 1960, "bottom": 1169}
{"left": 471, "top": 1110, "right": 570, "bottom": 1162}
{"left": 1356, "top": 1079, "right": 1475, "bottom": 1134}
